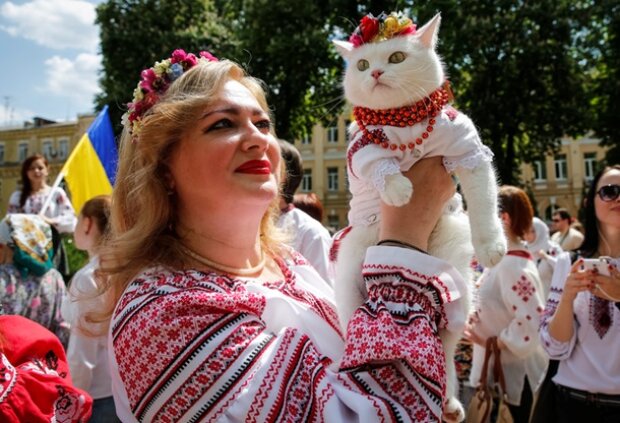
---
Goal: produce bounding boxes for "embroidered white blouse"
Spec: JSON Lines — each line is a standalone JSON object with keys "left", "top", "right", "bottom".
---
{"left": 8, "top": 187, "right": 77, "bottom": 233}
{"left": 468, "top": 251, "right": 548, "bottom": 405}
{"left": 346, "top": 107, "right": 493, "bottom": 227}
{"left": 60, "top": 256, "right": 113, "bottom": 400}
{"left": 539, "top": 253, "right": 620, "bottom": 394}
{"left": 108, "top": 246, "right": 469, "bottom": 422}
{"left": 276, "top": 207, "right": 333, "bottom": 287}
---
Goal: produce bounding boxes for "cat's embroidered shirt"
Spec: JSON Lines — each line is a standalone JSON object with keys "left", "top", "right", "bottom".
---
{"left": 109, "top": 246, "right": 468, "bottom": 422}
{"left": 540, "top": 253, "right": 620, "bottom": 395}
{"left": 347, "top": 107, "right": 493, "bottom": 226}
{"left": 467, "top": 250, "right": 547, "bottom": 405}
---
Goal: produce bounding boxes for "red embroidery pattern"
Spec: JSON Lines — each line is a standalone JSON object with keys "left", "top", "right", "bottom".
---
{"left": 0, "top": 354, "right": 17, "bottom": 402}
{"left": 347, "top": 131, "right": 377, "bottom": 178}
{"left": 339, "top": 264, "right": 448, "bottom": 421}
{"left": 512, "top": 276, "right": 536, "bottom": 302}
{"left": 267, "top": 256, "right": 342, "bottom": 338}
{"left": 371, "top": 365, "right": 442, "bottom": 422}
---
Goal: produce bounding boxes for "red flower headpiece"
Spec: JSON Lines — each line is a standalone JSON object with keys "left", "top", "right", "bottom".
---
{"left": 348, "top": 12, "right": 416, "bottom": 48}
{"left": 123, "top": 49, "right": 218, "bottom": 139}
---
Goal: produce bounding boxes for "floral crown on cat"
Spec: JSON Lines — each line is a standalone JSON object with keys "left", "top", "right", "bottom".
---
{"left": 122, "top": 49, "right": 219, "bottom": 139}
{"left": 348, "top": 12, "right": 416, "bottom": 47}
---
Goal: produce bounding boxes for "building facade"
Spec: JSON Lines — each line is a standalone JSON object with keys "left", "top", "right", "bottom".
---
{"left": 0, "top": 114, "right": 95, "bottom": 216}
{"left": 295, "top": 119, "right": 607, "bottom": 232}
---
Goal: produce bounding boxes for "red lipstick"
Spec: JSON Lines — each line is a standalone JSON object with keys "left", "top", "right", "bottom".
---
{"left": 235, "top": 159, "right": 272, "bottom": 175}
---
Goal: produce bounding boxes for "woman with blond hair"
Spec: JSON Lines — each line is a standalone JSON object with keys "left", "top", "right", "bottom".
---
{"left": 99, "top": 49, "right": 469, "bottom": 422}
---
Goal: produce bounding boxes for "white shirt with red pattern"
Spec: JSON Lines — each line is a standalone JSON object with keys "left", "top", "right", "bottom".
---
{"left": 108, "top": 246, "right": 468, "bottom": 422}
{"left": 8, "top": 187, "right": 77, "bottom": 233}
{"left": 468, "top": 250, "right": 548, "bottom": 406}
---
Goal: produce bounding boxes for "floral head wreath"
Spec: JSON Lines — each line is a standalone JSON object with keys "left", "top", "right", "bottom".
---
{"left": 348, "top": 12, "right": 416, "bottom": 48}
{"left": 122, "top": 49, "right": 219, "bottom": 139}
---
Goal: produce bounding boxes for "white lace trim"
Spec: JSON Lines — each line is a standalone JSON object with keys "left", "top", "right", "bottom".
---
{"left": 443, "top": 145, "right": 494, "bottom": 173}
{"left": 372, "top": 159, "right": 401, "bottom": 193}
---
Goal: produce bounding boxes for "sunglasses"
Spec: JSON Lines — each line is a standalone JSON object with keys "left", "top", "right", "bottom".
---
{"left": 597, "top": 184, "right": 620, "bottom": 202}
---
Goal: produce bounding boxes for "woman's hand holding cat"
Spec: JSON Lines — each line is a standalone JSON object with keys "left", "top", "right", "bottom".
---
{"left": 379, "top": 156, "right": 455, "bottom": 252}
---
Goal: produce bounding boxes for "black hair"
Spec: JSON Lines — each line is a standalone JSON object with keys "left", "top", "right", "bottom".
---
{"left": 580, "top": 165, "right": 620, "bottom": 257}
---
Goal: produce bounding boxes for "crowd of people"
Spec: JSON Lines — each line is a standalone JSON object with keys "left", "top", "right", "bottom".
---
{"left": 0, "top": 48, "right": 618, "bottom": 423}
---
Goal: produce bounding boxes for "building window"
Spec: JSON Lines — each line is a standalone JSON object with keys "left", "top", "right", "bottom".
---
{"left": 328, "top": 214, "right": 339, "bottom": 230}
{"left": 0, "top": 143, "right": 4, "bottom": 165}
{"left": 584, "top": 152, "right": 597, "bottom": 182}
{"left": 533, "top": 160, "right": 546, "bottom": 182}
{"left": 59, "top": 139, "right": 69, "bottom": 160}
{"left": 301, "top": 132, "right": 311, "bottom": 145}
{"left": 327, "top": 126, "right": 338, "bottom": 143}
{"left": 554, "top": 154, "right": 568, "bottom": 181}
{"left": 327, "top": 167, "right": 339, "bottom": 191}
{"left": 42, "top": 140, "right": 53, "bottom": 160}
{"left": 301, "top": 169, "right": 312, "bottom": 192}
{"left": 18, "top": 143, "right": 28, "bottom": 162}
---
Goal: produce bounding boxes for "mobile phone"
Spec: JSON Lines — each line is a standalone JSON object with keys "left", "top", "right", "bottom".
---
{"left": 580, "top": 258, "right": 611, "bottom": 276}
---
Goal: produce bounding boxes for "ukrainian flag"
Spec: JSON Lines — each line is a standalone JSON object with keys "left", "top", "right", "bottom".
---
{"left": 60, "top": 105, "right": 118, "bottom": 213}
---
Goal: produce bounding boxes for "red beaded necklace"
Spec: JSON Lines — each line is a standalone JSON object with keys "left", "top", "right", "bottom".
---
{"left": 353, "top": 87, "right": 450, "bottom": 151}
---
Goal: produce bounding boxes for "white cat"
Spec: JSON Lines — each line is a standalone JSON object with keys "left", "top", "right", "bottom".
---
{"left": 332, "top": 12, "right": 506, "bottom": 422}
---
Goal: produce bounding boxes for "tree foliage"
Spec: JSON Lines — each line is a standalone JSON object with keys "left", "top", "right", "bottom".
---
{"left": 213, "top": 0, "right": 344, "bottom": 141}
{"left": 94, "top": 0, "right": 617, "bottom": 183}
{"left": 589, "top": 0, "right": 620, "bottom": 164}
{"left": 95, "top": 0, "right": 234, "bottom": 133}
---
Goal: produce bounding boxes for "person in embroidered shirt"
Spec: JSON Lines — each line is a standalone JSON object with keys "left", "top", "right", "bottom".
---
{"left": 538, "top": 165, "right": 620, "bottom": 423}
{"left": 95, "top": 49, "right": 470, "bottom": 422}
{"left": 276, "top": 139, "right": 333, "bottom": 288}
{"left": 0, "top": 314, "right": 92, "bottom": 422}
{"left": 7, "top": 154, "right": 77, "bottom": 234}
{"left": 465, "top": 185, "right": 547, "bottom": 423}
{"left": 61, "top": 195, "right": 119, "bottom": 423}
{"left": 524, "top": 216, "right": 564, "bottom": 300}
{"left": 550, "top": 208, "right": 584, "bottom": 252}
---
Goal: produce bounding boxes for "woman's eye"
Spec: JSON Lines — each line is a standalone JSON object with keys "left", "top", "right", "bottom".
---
{"left": 255, "top": 119, "right": 272, "bottom": 130}
{"left": 357, "top": 59, "right": 369, "bottom": 71}
{"left": 389, "top": 52, "right": 406, "bottom": 64}
{"left": 207, "top": 119, "right": 233, "bottom": 131}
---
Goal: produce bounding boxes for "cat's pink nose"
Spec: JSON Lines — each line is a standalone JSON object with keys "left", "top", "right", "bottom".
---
{"left": 371, "top": 69, "right": 384, "bottom": 80}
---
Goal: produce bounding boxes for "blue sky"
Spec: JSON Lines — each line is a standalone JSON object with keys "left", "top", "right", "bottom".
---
{"left": 0, "top": 0, "right": 104, "bottom": 126}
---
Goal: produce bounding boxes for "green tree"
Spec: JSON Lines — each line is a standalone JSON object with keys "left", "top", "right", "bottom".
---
{"left": 430, "top": 0, "right": 592, "bottom": 185}
{"left": 589, "top": 0, "right": 620, "bottom": 164}
{"left": 214, "top": 0, "right": 343, "bottom": 141}
{"left": 95, "top": 0, "right": 235, "bottom": 133}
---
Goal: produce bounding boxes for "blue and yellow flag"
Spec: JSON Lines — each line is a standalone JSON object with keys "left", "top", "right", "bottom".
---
{"left": 61, "top": 105, "right": 118, "bottom": 213}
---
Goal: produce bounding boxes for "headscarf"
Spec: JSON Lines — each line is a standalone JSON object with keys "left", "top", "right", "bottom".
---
{"left": 0, "top": 214, "right": 54, "bottom": 277}
{"left": 527, "top": 217, "right": 553, "bottom": 255}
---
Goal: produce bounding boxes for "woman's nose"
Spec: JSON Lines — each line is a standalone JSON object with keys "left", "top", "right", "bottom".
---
{"left": 242, "top": 125, "right": 270, "bottom": 151}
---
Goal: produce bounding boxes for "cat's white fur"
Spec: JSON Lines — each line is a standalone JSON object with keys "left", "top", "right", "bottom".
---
{"left": 333, "top": 13, "right": 506, "bottom": 422}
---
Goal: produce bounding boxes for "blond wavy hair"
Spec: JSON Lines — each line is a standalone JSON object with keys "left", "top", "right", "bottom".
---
{"left": 94, "top": 59, "right": 283, "bottom": 326}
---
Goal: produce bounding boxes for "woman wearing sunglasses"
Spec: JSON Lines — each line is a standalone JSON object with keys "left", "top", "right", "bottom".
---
{"left": 538, "top": 165, "right": 620, "bottom": 422}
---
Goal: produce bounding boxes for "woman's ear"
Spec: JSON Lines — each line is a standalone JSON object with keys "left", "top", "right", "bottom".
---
{"left": 83, "top": 216, "right": 93, "bottom": 235}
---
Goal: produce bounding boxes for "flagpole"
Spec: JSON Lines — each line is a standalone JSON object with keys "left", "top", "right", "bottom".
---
{"left": 39, "top": 169, "right": 65, "bottom": 217}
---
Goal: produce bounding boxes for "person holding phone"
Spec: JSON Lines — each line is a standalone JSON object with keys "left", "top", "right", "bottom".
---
{"left": 539, "top": 165, "right": 620, "bottom": 422}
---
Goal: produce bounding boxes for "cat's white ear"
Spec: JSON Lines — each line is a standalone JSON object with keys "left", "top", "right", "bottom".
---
{"left": 416, "top": 13, "right": 441, "bottom": 49}
{"left": 333, "top": 40, "right": 354, "bottom": 58}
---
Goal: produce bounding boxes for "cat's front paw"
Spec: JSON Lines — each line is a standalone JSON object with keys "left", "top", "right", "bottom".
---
{"left": 443, "top": 396, "right": 465, "bottom": 423}
{"left": 476, "top": 240, "right": 507, "bottom": 268}
{"left": 380, "top": 173, "right": 413, "bottom": 206}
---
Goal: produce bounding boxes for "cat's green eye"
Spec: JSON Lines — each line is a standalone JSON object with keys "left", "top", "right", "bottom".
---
{"left": 389, "top": 52, "right": 406, "bottom": 64}
{"left": 357, "top": 59, "right": 369, "bottom": 71}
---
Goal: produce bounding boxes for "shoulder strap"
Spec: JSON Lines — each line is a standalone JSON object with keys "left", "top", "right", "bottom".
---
{"left": 491, "top": 338, "right": 509, "bottom": 396}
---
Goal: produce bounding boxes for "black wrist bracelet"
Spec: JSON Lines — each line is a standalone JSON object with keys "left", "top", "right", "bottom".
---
{"left": 377, "top": 239, "right": 428, "bottom": 255}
